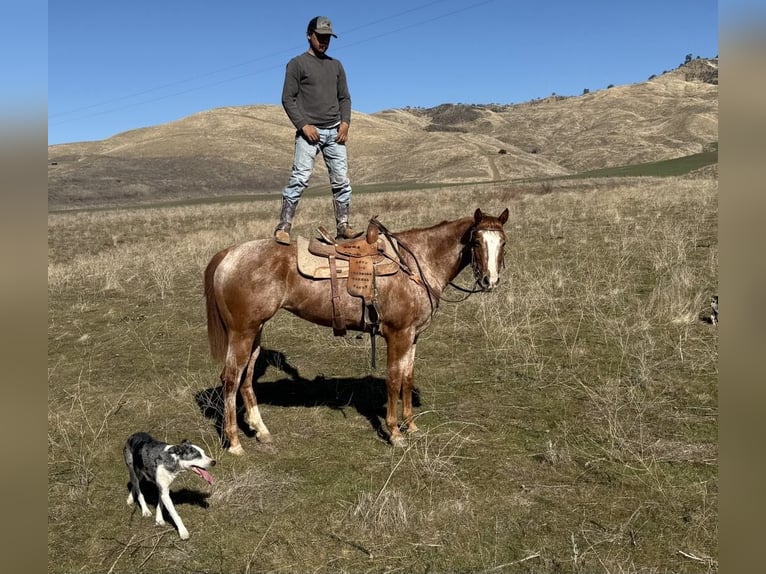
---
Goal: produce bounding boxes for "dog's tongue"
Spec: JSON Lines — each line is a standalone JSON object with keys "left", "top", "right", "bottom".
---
{"left": 192, "top": 466, "right": 215, "bottom": 485}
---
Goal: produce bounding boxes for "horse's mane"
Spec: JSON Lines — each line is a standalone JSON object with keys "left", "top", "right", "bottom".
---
{"left": 392, "top": 216, "right": 474, "bottom": 241}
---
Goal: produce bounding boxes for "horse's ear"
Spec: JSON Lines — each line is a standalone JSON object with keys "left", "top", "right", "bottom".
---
{"left": 474, "top": 208, "right": 483, "bottom": 224}
{"left": 499, "top": 208, "right": 509, "bottom": 224}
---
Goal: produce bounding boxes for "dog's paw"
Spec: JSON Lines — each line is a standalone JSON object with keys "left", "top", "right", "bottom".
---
{"left": 178, "top": 529, "right": 190, "bottom": 540}
{"left": 155, "top": 516, "right": 165, "bottom": 525}
{"left": 141, "top": 508, "right": 152, "bottom": 518}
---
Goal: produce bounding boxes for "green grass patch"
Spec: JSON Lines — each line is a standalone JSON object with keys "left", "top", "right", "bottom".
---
{"left": 572, "top": 147, "right": 718, "bottom": 179}
{"left": 48, "top": 146, "right": 718, "bottom": 216}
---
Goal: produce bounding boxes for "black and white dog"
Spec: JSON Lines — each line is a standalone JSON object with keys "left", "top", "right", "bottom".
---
{"left": 124, "top": 432, "right": 216, "bottom": 540}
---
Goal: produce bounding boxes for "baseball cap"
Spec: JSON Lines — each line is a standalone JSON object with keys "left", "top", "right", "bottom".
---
{"left": 307, "top": 16, "right": 337, "bottom": 38}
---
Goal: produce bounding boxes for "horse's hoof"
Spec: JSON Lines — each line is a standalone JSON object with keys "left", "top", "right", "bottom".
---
{"left": 228, "top": 444, "right": 245, "bottom": 456}
{"left": 390, "top": 435, "right": 408, "bottom": 448}
{"left": 256, "top": 432, "right": 273, "bottom": 444}
{"left": 406, "top": 424, "right": 421, "bottom": 435}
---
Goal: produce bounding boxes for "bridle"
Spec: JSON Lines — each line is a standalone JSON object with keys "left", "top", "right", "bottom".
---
{"left": 360, "top": 215, "right": 504, "bottom": 369}
{"left": 444, "top": 223, "right": 507, "bottom": 299}
{"left": 372, "top": 217, "right": 505, "bottom": 308}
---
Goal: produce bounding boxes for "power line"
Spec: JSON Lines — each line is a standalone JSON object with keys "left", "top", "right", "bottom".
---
{"left": 49, "top": 62, "right": 287, "bottom": 127}
{"left": 337, "top": 0, "right": 497, "bottom": 53}
{"left": 50, "top": 0, "right": 458, "bottom": 121}
{"left": 48, "top": 46, "right": 299, "bottom": 120}
{"left": 49, "top": 0, "right": 497, "bottom": 128}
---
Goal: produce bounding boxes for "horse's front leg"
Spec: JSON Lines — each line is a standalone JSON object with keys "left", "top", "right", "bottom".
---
{"left": 384, "top": 330, "right": 415, "bottom": 447}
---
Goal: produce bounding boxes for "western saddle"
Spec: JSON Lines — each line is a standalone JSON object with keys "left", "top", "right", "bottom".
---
{"left": 295, "top": 219, "right": 403, "bottom": 368}
{"left": 298, "top": 219, "right": 401, "bottom": 339}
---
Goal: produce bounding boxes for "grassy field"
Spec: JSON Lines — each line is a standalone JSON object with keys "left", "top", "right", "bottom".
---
{"left": 572, "top": 147, "right": 718, "bottom": 179}
{"left": 48, "top": 176, "right": 717, "bottom": 573}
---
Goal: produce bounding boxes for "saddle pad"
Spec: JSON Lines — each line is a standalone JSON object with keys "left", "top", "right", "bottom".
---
{"left": 296, "top": 236, "right": 400, "bottom": 279}
{"left": 296, "top": 236, "right": 350, "bottom": 279}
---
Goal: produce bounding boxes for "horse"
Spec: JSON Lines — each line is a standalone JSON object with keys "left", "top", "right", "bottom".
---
{"left": 204, "top": 208, "right": 509, "bottom": 454}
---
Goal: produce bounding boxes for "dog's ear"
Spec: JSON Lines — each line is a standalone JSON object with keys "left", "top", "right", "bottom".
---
{"left": 169, "top": 440, "right": 190, "bottom": 455}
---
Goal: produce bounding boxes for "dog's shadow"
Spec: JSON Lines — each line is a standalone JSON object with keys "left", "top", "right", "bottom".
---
{"left": 127, "top": 483, "right": 211, "bottom": 511}
{"left": 195, "top": 348, "right": 420, "bottom": 444}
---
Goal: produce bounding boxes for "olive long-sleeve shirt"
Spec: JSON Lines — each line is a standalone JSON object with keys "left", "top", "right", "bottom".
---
{"left": 281, "top": 52, "right": 351, "bottom": 131}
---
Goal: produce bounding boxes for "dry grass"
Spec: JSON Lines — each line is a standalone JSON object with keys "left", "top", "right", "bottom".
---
{"left": 48, "top": 177, "right": 717, "bottom": 573}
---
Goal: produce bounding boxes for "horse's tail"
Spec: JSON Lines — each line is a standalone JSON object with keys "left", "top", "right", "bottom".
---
{"left": 204, "top": 248, "right": 230, "bottom": 363}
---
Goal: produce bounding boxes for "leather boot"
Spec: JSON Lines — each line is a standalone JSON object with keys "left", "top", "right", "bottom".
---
{"left": 333, "top": 200, "right": 360, "bottom": 240}
{"left": 274, "top": 198, "right": 297, "bottom": 245}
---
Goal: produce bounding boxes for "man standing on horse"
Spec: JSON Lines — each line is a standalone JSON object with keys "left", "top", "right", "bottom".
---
{"left": 274, "top": 16, "right": 358, "bottom": 245}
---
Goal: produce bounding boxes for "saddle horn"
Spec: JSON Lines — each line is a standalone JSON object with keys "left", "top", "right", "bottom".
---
{"left": 366, "top": 218, "right": 379, "bottom": 244}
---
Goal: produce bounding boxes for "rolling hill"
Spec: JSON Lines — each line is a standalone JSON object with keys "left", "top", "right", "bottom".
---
{"left": 48, "top": 58, "right": 717, "bottom": 210}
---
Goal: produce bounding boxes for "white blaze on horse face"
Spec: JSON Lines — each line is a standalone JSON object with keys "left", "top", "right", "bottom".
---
{"left": 480, "top": 230, "right": 505, "bottom": 288}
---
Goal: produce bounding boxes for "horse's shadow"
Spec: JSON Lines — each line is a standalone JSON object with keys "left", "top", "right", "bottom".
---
{"left": 195, "top": 348, "right": 420, "bottom": 444}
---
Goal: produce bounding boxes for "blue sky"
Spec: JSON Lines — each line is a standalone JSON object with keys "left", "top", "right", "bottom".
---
{"left": 48, "top": 1, "right": 719, "bottom": 145}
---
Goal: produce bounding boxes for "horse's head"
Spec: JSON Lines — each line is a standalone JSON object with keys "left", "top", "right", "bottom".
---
{"left": 469, "top": 208, "right": 509, "bottom": 291}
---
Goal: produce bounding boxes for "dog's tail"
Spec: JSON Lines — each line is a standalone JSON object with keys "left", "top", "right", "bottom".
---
{"left": 204, "top": 248, "right": 230, "bottom": 362}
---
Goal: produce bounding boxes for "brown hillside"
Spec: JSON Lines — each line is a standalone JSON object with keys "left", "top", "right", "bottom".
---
{"left": 48, "top": 59, "right": 717, "bottom": 210}
{"left": 408, "top": 60, "right": 718, "bottom": 173}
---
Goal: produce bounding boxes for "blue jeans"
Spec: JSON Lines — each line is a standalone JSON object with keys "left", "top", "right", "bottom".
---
{"left": 282, "top": 126, "right": 352, "bottom": 207}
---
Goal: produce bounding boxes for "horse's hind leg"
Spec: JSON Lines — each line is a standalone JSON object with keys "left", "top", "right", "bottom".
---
{"left": 239, "top": 332, "right": 272, "bottom": 443}
{"left": 221, "top": 331, "right": 257, "bottom": 455}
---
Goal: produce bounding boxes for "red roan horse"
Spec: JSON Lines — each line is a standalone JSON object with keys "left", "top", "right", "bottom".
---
{"left": 205, "top": 208, "right": 509, "bottom": 454}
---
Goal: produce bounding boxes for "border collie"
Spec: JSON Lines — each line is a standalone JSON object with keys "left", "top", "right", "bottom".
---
{"left": 124, "top": 432, "right": 216, "bottom": 540}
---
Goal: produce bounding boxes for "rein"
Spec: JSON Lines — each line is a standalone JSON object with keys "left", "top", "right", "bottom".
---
{"left": 361, "top": 215, "right": 500, "bottom": 369}
{"left": 442, "top": 280, "right": 483, "bottom": 301}
{"left": 372, "top": 217, "right": 439, "bottom": 316}
{"left": 371, "top": 216, "right": 487, "bottom": 308}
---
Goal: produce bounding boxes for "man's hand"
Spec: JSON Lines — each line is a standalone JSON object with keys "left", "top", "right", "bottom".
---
{"left": 336, "top": 122, "right": 349, "bottom": 144}
{"left": 301, "top": 124, "right": 320, "bottom": 143}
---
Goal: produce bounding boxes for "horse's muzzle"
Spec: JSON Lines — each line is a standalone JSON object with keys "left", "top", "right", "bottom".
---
{"left": 478, "top": 274, "right": 499, "bottom": 291}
